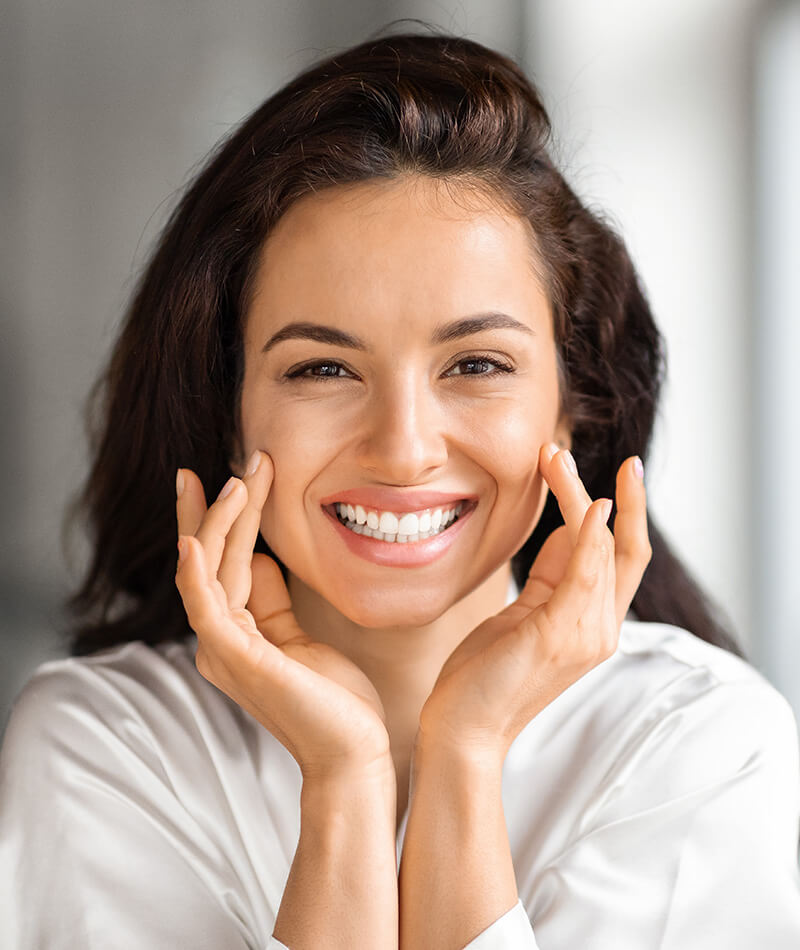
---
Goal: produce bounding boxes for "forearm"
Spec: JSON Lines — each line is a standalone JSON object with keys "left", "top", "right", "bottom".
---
{"left": 398, "top": 738, "right": 517, "bottom": 949}
{"left": 273, "top": 764, "right": 399, "bottom": 950}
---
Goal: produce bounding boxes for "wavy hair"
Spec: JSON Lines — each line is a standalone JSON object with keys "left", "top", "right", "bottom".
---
{"left": 66, "top": 29, "right": 742, "bottom": 657}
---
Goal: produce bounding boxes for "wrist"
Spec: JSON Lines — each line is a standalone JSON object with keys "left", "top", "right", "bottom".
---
{"left": 412, "top": 726, "right": 507, "bottom": 778}
{"left": 301, "top": 756, "right": 397, "bottom": 818}
{"left": 301, "top": 752, "right": 396, "bottom": 790}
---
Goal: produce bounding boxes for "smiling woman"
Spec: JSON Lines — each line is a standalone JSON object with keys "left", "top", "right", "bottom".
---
{"left": 1, "top": 28, "right": 799, "bottom": 950}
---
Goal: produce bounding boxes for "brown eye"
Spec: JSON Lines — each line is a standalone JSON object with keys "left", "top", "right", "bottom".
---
{"left": 285, "top": 360, "right": 356, "bottom": 380}
{"left": 445, "top": 356, "right": 514, "bottom": 377}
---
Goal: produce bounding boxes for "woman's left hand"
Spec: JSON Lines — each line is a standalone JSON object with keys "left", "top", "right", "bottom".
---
{"left": 417, "top": 442, "right": 652, "bottom": 761}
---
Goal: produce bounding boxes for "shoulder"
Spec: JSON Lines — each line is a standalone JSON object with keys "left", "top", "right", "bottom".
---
{"left": 5, "top": 638, "right": 202, "bottom": 726}
{"left": 1, "top": 638, "right": 253, "bottom": 780}
{"left": 615, "top": 618, "right": 796, "bottom": 732}
{"left": 602, "top": 619, "right": 799, "bottom": 798}
{"left": 510, "top": 619, "right": 798, "bottom": 806}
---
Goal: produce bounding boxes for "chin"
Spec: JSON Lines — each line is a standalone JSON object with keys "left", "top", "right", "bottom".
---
{"left": 327, "top": 586, "right": 456, "bottom": 630}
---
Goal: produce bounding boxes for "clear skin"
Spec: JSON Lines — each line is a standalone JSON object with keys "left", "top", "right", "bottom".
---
{"left": 174, "top": 174, "right": 652, "bottom": 947}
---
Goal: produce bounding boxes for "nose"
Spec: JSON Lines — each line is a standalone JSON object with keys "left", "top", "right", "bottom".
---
{"left": 355, "top": 373, "right": 449, "bottom": 484}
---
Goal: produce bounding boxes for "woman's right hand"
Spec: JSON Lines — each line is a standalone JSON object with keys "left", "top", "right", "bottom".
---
{"left": 174, "top": 451, "right": 393, "bottom": 785}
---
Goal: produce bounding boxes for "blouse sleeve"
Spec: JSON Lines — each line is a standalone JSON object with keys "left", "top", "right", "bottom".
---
{"left": 460, "top": 899, "right": 539, "bottom": 948}
{"left": 267, "top": 899, "right": 538, "bottom": 950}
{"left": 0, "top": 665, "right": 265, "bottom": 950}
{"left": 525, "top": 677, "right": 800, "bottom": 949}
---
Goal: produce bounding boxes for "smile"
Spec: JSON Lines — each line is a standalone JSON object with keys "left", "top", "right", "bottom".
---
{"left": 333, "top": 501, "right": 464, "bottom": 543}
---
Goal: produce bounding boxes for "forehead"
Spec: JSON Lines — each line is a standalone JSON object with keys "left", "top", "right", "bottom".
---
{"left": 245, "top": 175, "right": 552, "bottom": 338}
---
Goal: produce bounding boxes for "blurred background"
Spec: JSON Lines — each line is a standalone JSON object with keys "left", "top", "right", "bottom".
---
{"left": 2, "top": 0, "right": 798, "bottom": 733}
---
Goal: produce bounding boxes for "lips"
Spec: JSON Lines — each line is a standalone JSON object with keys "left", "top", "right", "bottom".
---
{"left": 320, "top": 495, "right": 477, "bottom": 567}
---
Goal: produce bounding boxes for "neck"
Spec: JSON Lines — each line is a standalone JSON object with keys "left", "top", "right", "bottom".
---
{"left": 287, "top": 562, "right": 513, "bottom": 825}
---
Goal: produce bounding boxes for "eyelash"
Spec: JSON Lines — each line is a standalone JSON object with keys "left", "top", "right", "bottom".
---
{"left": 284, "top": 355, "right": 516, "bottom": 382}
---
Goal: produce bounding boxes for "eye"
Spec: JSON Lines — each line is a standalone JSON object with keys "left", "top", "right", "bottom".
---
{"left": 444, "top": 355, "right": 515, "bottom": 377}
{"left": 284, "top": 360, "right": 358, "bottom": 381}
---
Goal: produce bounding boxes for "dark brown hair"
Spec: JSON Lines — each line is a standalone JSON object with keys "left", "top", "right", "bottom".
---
{"left": 66, "top": 29, "right": 742, "bottom": 658}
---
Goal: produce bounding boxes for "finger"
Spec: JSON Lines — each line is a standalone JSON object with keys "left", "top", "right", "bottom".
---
{"left": 612, "top": 455, "right": 652, "bottom": 627}
{"left": 568, "top": 509, "right": 615, "bottom": 655}
{"left": 528, "top": 498, "right": 612, "bottom": 649}
{"left": 517, "top": 524, "right": 572, "bottom": 609}
{"left": 175, "top": 534, "right": 229, "bottom": 638}
{"left": 600, "top": 517, "right": 619, "bottom": 655}
{"left": 539, "top": 442, "right": 594, "bottom": 546}
{"left": 194, "top": 476, "right": 249, "bottom": 580}
{"left": 218, "top": 451, "right": 273, "bottom": 608}
{"left": 248, "top": 553, "right": 303, "bottom": 647}
{"left": 176, "top": 468, "right": 208, "bottom": 537}
{"left": 176, "top": 536, "right": 286, "bottom": 688}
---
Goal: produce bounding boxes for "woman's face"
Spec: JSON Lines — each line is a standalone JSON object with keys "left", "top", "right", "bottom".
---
{"left": 239, "top": 175, "right": 569, "bottom": 627}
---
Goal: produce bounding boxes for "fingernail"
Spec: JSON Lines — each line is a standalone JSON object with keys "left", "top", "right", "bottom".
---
{"left": 600, "top": 499, "right": 613, "bottom": 523}
{"left": 245, "top": 451, "right": 261, "bottom": 477}
{"left": 562, "top": 449, "right": 578, "bottom": 476}
{"left": 218, "top": 477, "right": 237, "bottom": 500}
{"left": 176, "top": 470, "right": 185, "bottom": 498}
{"left": 633, "top": 456, "right": 644, "bottom": 479}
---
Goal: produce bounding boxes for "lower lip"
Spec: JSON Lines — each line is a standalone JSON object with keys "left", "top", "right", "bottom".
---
{"left": 322, "top": 503, "right": 476, "bottom": 567}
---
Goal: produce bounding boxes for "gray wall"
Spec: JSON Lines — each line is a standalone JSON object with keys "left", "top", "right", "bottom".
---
{"left": 3, "top": 1, "right": 798, "bottom": 730}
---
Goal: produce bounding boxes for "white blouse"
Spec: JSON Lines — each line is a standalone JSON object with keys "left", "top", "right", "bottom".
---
{"left": 2, "top": 617, "right": 800, "bottom": 949}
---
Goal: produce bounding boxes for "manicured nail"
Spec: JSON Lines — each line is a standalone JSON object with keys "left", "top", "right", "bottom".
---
{"left": 176, "top": 470, "right": 185, "bottom": 498}
{"left": 600, "top": 499, "right": 613, "bottom": 523}
{"left": 563, "top": 449, "right": 578, "bottom": 476}
{"left": 633, "top": 456, "right": 644, "bottom": 479}
{"left": 218, "top": 477, "right": 237, "bottom": 500}
{"left": 245, "top": 451, "right": 261, "bottom": 477}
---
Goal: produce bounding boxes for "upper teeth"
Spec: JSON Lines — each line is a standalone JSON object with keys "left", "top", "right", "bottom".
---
{"left": 334, "top": 502, "right": 464, "bottom": 542}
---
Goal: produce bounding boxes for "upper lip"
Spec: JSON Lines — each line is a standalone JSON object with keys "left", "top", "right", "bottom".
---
{"left": 319, "top": 487, "right": 477, "bottom": 511}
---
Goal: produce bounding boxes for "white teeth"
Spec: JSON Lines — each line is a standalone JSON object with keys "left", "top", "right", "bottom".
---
{"left": 397, "top": 512, "right": 419, "bottom": 535}
{"left": 378, "top": 511, "right": 399, "bottom": 534}
{"left": 334, "top": 501, "right": 465, "bottom": 543}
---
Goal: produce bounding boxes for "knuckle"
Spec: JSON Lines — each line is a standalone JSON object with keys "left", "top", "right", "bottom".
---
{"left": 194, "top": 648, "right": 211, "bottom": 680}
{"left": 575, "top": 563, "right": 600, "bottom": 591}
{"left": 599, "top": 637, "right": 617, "bottom": 660}
{"left": 532, "top": 603, "right": 558, "bottom": 641}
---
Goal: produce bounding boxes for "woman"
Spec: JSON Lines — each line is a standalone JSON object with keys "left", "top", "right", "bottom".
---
{"left": 2, "top": 30, "right": 799, "bottom": 949}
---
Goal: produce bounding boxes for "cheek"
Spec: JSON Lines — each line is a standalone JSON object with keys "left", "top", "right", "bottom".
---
{"left": 465, "top": 399, "right": 547, "bottom": 481}
{"left": 463, "top": 399, "right": 553, "bottom": 538}
{"left": 241, "top": 397, "right": 348, "bottom": 545}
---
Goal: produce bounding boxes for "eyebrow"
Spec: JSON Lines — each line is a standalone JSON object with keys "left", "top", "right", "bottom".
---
{"left": 261, "top": 312, "right": 535, "bottom": 354}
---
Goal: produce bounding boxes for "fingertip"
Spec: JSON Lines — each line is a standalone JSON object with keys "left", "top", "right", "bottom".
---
{"left": 541, "top": 441, "right": 559, "bottom": 466}
{"left": 244, "top": 450, "right": 262, "bottom": 478}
